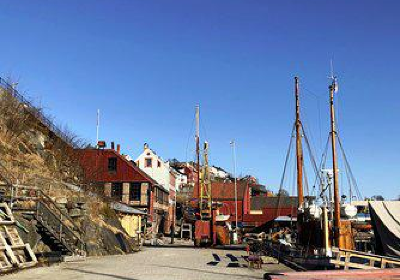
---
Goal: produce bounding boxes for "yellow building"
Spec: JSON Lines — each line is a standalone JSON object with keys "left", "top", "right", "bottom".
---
{"left": 111, "top": 202, "right": 148, "bottom": 246}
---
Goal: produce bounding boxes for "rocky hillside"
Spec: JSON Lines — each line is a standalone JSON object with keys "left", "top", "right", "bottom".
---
{"left": 0, "top": 82, "right": 137, "bottom": 257}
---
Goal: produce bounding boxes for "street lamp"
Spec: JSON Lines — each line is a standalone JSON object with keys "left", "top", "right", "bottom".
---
{"left": 230, "top": 140, "right": 238, "bottom": 243}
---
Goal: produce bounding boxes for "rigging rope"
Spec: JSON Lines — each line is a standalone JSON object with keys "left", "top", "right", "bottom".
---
{"left": 301, "top": 123, "right": 322, "bottom": 187}
{"left": 303, "top": 163, "right": 310, "bottom": 196}
{"left": 342, "top": 150, "right": 353, "bottom": 201}
{"left": 276, "top": 124, "right": 295, "bottom": 217}
{"left": 337, "top": 135, "right": 363, "bottom": 200}
{"left": 318, "top": 134, "right": 331, "bottom": 198}
{"left": 302, "top": 85, "right": 324, "bottom": 156}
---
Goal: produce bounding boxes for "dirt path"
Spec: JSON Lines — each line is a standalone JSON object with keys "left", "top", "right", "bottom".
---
{"left": 4, "top": 247, "right": 292, "bottom": 280}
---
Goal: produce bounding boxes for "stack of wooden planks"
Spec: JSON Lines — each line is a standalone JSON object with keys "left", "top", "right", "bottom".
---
{"left": 0, "top": 203, "right": 37, "bottom": 273}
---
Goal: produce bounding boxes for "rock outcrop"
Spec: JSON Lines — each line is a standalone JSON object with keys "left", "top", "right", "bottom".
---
{"left": 0, "top": 84, "right": 137, "bottom": 258}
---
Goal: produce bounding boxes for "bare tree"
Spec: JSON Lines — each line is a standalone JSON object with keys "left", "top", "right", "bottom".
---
{"left": 0, "top": 79, "right": 87, "bottom": 185}
{"left": 0, "top": 87, "right": 32, "bottom": 140}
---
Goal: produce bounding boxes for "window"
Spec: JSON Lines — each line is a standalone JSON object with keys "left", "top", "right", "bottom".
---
{"left": 164, "top": 192, "right": 169, "bottom": 204}
{"left": 157, "top": 161, "right": 161, "bottom": 167}
{"left": 108, "top": 157, "right": 117, "bottom": 172}
{"left": 156, "top": 188, "right": 161, "bottom": 203}
{"left": 156, "top": 188, "right": 163, "bottom": 204}
{"left": 145, "top": 158, "right": 152, "bottom": 168}
{"left": 129, "top": 183, "right": 141, "bottom": 201}
{"left": 111, "top": 183, "right": 123, "bottom": 199}
{"left": 155, "top": 188, "right": 169, "bottom": 205}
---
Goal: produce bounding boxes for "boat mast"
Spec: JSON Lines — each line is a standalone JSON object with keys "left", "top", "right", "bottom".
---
{"left": 295, "top": 77, "right": 304, "bottom": 207}
{"left": 329, "top": 79, "right": 342, "bottom": 248}
{"left": 195, "top": 105, "right": 201, "bottom": 216}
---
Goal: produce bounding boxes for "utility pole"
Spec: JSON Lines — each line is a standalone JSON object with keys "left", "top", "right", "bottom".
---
{"left": 295, "top": 77, "right": 304, "bottom": 208}
{"left": 171, "top": 198, "right": 176, "bottom": 244}
{"left": 230, "top": 140, "right": 238, "bottom": 231}
{"left": 329, "top": 78, "right": 342, "bottom": 248}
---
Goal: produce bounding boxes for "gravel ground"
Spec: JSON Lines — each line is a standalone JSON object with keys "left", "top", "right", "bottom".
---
{"left": 3, "top": 247, "right": 292, "bottom": 280}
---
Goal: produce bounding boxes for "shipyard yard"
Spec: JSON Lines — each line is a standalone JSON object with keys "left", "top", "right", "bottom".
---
{"left": 1, "top": 1, "right": 400, "bottom": 280}
{"left": 1, "top": 247, "right": 292, "bottom": 280}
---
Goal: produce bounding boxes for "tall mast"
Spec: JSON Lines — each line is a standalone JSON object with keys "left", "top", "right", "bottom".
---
{"left": 329, "top": 79, "right": 342, "bottom": 248}
{"left": 195, "top": 105, "right": 200, "bottom": 207}
{"left": 201, "top": 141, "right": 212, "bottom": 219}
{"left": 295, "top": 77, "right": 304, "bottom": 207}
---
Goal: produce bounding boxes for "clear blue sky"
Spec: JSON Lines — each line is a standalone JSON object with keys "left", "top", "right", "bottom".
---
{"left": 1, "top": 1, "right": 399, "bottom": 199}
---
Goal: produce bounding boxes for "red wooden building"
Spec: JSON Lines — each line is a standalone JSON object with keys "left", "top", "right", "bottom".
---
{"left": 193, "top": 179, "right": 297, "bottom": 230}
{"left": 75, "top": 148, "right": 169, "bottom": 234}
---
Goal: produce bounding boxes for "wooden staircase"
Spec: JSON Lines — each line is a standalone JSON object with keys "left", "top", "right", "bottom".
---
{"left": 35, "top": 191, "right": 86, "bottom": 258}
{"left": 0, "top": 157, "right": 86, "bottom": 259}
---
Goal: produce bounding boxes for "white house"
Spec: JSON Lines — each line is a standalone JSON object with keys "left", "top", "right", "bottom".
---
{"left": 136, "top": 143, "right": 178, "bottom": 234}
{"left": 173, "top": 167, "right": 188, "bottom": 191}
{"left": 135, "top": 143, "right": 174, "bottom": 192}
{"left": 209, "top": 165, "right": 230, "bottom": 180}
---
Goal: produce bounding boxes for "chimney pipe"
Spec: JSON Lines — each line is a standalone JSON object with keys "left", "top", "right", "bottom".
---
{"left": 117, "top": 144, "right": 121, "bottom": 154}
{"left": 111, "top": 142, "right": 115, "bottom": 150}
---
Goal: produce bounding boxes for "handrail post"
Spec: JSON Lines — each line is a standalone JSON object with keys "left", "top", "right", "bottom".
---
{"left": 381, "top": 257, "right": 386, "bottom": 268}
{"left": 60, "top": 212, "right": 63, "bottom": 242}
{"left": 36, "top": 200, "right": 39, "bottom": 218}
{"left": 344, "top": 251, "right": 350, "bottom": 270}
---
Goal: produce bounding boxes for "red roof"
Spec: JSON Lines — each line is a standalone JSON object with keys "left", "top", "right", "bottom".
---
{"left": 75, "top": 148, "right": 159, "bottom": 185}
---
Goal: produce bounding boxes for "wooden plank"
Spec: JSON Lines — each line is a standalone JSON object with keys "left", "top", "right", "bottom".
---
{"left": 331, "top": 246, "right": 400, "bottom": 270}
{"left": 330, "top": 259, "right": 379, "bottom": 270}
{"left": 344, "top": 251, "right": 350, "bottom": 270}
{"left": 62, "top": 255, "right": 86, "bottom": 262}
{"left": 334, "top": 250, "right": 341, "bottom": 269}
{"left": 369, "top": 259, "right": 375, "bottom": 267}
{"left": 268, "top": 268, "right": 400, "bottom": 280}
{"left": 0, "top": 204, "right": 37, "bottom": 273}
{"left": 16, "top": 244, "right": 38, "bottom": 269}
{"left": 333, "top": 247, "right": 400, "bottom": 263}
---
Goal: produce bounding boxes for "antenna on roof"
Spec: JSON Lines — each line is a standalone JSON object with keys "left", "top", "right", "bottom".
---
{"left": 96, "top": 109, "right": 100, "bottom": 148}
{"left": 329, "top": 59, "right": 334, "bottom": 80}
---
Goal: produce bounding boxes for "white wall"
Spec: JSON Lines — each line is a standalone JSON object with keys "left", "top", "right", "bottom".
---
{"left": 175, "top": 171, "right": 188, "bottom": 191}
{"left": 136, "top": 147, "right": 170, "bottom": 191}
{"left": 136, "top": 146, "right": 175, "bottom": 192}
{"left": 209, "top": 166, "right": 229, "bottom": 179}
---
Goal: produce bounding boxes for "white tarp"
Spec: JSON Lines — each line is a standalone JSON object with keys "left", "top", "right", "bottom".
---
{"left": 369, "top": 201, "right": 400, "bottom": 257}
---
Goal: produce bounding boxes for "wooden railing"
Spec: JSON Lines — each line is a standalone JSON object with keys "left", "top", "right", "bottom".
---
{"left": 0, "top": 157, "right": 86, "bottom": 256}
{"left": 331, "top": 247, "right": 400, "bottom": 269}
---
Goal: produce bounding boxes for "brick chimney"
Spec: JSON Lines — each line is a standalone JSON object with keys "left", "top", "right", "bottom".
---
{"left": 117, "top": 144, "right": 121, "bottom": 154}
